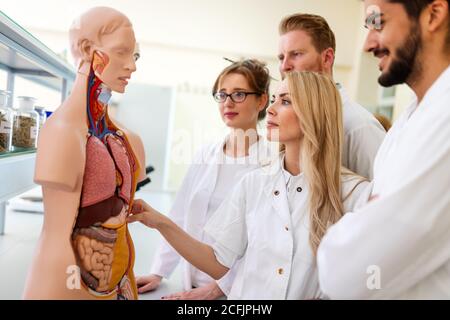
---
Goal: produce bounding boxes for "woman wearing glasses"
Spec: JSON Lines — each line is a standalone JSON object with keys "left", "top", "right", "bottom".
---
{"left": 136, "top": 59, "right": 274, "bottom": 299}
{"left": 129, "top": 71, "right": 372, "bottom": 299}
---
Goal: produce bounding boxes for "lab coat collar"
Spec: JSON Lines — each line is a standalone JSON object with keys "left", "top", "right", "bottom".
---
{"left": 280, "top": 153, "right": 304, "bottom": 183}
{"left": 401, "top": 65, "right": 450, "bottom": 121}
{"left": 417, "top": 65, "right": 450, "bottom": 110}
{"left": 198, "top": 135, "right": 273, "bottom": 197}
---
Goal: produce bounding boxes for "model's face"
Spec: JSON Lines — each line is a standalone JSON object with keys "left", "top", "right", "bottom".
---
{"left": 93, "top": 25, "right": 138, "bottom": 93}
{"left": 217, "top": 73, "right": 264, "bottom": 131}
{"left": 266, "top": 80, "right": 302, "bottom": 143}
{"left": 363, "top": 0, "right": 422, "bottom": 87}
{"left": 278, "top": 30, "right": 325, "bottom": 79}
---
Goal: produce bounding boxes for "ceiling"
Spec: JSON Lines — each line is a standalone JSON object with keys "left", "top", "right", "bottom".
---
{"left": 1, "top": 0, "right": 365, "bottom": 66}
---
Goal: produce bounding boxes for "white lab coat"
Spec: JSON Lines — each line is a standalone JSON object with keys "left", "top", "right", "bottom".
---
{"left": 150, "top": 136, "right": 276, "bottom": 292}
{"left": 339, "top": 85, "right": 386, "bottom": 180}
{"left": 204, "top": 154, "right": 371, "bottom": 299}
{"left": 317, "top": 66, "right": 450, "bottom": 299}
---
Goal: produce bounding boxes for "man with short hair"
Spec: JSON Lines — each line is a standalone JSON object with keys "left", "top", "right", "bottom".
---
{"left": 317, "top": 0, "right": 450, "bottom": 299}
{"left": 278, "top": 13, "right": 386, "bottom": 180}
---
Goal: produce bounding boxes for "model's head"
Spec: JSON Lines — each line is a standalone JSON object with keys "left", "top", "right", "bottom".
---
{"left": 267, "top": 71, "right": 344, "bottom": 254}
{"left": 278, "top": 13, "right": 336, "bottom": 79}
{"left": 363, "top": 0, "right": 449, "bottom": 87}
{"left": 212, "top": 59, "right": 270, "bottom": 131}
{"left": 69, "top": 7, "right": 138, "bottom": 93}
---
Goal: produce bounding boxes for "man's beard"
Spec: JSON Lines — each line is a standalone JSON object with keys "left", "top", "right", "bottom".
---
{"left": 378, "top": 27, "right": 422, "bottom": 87}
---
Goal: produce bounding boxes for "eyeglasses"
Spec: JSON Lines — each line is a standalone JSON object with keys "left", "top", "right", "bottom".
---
{"left": 213, "top": 91, "right": 260, "bottom": 103}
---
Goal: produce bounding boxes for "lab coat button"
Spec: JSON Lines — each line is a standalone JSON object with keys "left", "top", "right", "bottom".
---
{"left": 278, "top": 268, "right": 284, "bottom": 275}
{"left": 297, "top": 187, "right": 303, "bottom": 192}
{"left": 274, "top": 190, "right": 280, "bottom": 196}
{"left": 285, "top": 226, "right": 289, "bottom": 231}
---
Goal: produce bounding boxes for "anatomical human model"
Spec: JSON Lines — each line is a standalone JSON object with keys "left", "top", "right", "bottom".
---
{"left": 23, "top": 7, "right": 146, "bottom": 299}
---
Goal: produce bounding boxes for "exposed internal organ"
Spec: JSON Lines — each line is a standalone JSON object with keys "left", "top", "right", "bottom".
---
{"left": 106, "top": 135, "right": 132, "bottom": 203}
{"left": 73, "top": 70, "right": 139, "bottom": 299}
{"left": 73, "top": 134, "right": 134, "bottom": 294}
{"left": 75, "top": 195, "right": 124, "bottom": 228}
{"left": 73, "top": 228, "right": 117, "bottom": 292}
{"left": 73, "top": 204, "right": 129, "bottom": 293}
{"left": 80, "top": 136, "right": 116, "bottom": 208}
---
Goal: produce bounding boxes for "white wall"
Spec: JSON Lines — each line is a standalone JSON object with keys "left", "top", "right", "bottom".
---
{"left": 1, "top": 0, "right": 381, "bottom": 191}
{"left": 113, "top": 84, "right": 173, "bottom": 192}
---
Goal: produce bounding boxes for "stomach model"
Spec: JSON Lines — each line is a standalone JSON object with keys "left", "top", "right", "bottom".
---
{"left": 71, "top": 71, "right": 139, "bottom": 300}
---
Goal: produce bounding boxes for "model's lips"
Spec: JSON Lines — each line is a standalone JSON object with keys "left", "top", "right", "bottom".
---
{"left": 118, "top": 76, "right": 130, "bottom": 85}
{"left": 266, "top": 121, "right": 279, "bottom": 129}
{"left": 224, "top": 112, "right": 239, "bottom": 119}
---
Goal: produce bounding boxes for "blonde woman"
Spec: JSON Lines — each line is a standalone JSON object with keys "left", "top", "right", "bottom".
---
{"left": 129, "top": 71, "right": 371, "bottom": 299}
{"left": 136, "top": 59, "right": 274, "bottom": 299}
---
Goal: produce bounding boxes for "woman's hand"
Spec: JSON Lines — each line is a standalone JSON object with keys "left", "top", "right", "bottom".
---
{"left": 162, "top": 281, "right": 224, "bottom": 300}
{"left": 128, "top": 200, "right": 229, "bottom": 281}
{"left": 136, "top": 274, "right": 163, "bottom": 294}
{"left": 127, "top": 199, "right": 166, "bottom": 229}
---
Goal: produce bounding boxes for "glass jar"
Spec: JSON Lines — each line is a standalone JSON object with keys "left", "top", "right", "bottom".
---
{"left": 0, "top": 90, "right": 13, "bottom": 153}
{"left": 34, "top": 106, "right": 47, "bottom": 131}
{"left": 12, "top": 96, "right": 39, "bottom": 149}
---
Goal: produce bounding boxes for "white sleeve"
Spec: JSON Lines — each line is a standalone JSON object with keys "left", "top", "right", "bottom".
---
{"left": 342, "top": 178, "right": 373, "bottom": 212}
{"left": 150, "top": 162, "right": 199, "bottom": 278}
{"left": 216, "top": 259, "right": 241, "bottom": 296}
{"left": 317, "top": 141, "right": 450, "bottom": 299}
{"left": 345, "top": 125, "right": 385, "bottom": 180}
{"left": 204, "top": 176, "right": 248, "bottom": 269}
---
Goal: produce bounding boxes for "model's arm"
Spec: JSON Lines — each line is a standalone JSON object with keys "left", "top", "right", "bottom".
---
{"left": 34, "top": 121, "right": 86, "bottom": 190}
{"left": 23, "top": 120, "right": 88, "bottom": 299}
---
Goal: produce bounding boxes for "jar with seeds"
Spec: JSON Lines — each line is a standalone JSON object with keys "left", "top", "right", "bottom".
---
{"left": 12, "top": 96, "right": 39, "bottom": 149}
{"left": 34, "top": 106, "right": 47, "bottom": 131}
{"left": 0, "top": 90, "right": 13, "bottom": 153}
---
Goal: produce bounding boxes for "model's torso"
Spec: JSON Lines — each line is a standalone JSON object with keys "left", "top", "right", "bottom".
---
{"left": 71, "top": 128, "right": 137, "bottom": 299}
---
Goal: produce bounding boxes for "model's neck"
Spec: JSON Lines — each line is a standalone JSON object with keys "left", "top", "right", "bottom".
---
{"left": 93, "top": 82, "right": 111, "bottom": 121}
{"left": 409, "top": 52, "right": 450, "bottom": 103}
{"left": 68, "top": 62, "right": 111, "bottom": 123}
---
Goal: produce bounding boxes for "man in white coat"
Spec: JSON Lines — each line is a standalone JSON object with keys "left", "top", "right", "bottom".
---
{"left": 317, "top": 0, "right": 450, "bottom": 299}
{"left": 278, "top": 13, "right": 386, "bottom": 179}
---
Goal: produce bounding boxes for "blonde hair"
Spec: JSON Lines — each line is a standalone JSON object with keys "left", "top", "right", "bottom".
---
{"left": 285, "top": 71, "right": 344, "bottom": 255}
